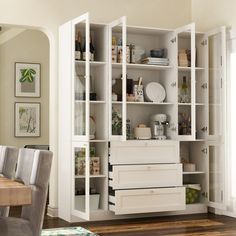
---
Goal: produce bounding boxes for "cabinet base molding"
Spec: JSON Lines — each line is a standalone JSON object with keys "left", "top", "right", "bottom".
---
{"left": 66, "top": 204, "right": 208, "bottom": 223}
{"left": 47, "top": 205, "right": 59, "bottom": 218}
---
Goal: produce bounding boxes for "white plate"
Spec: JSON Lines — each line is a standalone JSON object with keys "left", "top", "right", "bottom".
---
{"left": 145, "top": 82, "right": 166, "bottom": 102}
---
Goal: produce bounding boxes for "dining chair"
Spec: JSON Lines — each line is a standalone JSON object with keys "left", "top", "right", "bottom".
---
{"left": 0, "top": 148, "right": 53, "bottom": 236}
{"left": 0, "top": 146, "right": 18, "bottom": 217}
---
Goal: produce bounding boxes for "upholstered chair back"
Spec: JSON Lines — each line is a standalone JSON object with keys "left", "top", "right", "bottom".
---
{"left": 15, "top": 148, "right": 53, "bottom": 236}
{"left": 0, "top": 146, "right": 18, "bottom": 217}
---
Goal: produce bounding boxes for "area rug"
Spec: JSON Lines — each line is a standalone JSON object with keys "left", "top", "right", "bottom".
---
{"left": 41, "top": 227, "right": 98, "bottom": 236}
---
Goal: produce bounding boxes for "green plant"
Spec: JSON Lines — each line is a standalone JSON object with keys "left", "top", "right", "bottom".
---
{"left": 19, "top": 68, "right": 36, "bottom": 83}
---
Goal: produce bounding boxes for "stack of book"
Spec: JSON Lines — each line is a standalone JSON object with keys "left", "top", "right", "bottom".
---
{"left": 141, "top": 57, "right": 169, "bottom": 66}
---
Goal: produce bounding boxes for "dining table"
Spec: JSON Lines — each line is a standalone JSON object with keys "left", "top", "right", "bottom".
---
{"left": 0, "top": 176, "right": 31, "bottom": 206}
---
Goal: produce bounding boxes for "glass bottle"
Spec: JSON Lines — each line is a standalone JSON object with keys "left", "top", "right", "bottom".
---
{"left": 179, "top": 76, "right": 191, "bottom": 103}
{"left": 90, "top": 36, "right": 95, "bottom": 61}
{"left": 75, "top": 31, "right": 82, "bottom": 60}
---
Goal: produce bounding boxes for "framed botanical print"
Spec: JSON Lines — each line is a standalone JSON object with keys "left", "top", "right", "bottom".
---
{"left": 15, "top": 62, "right": 41, "bottom": 97}
{"left": 15, "top": 102, "right": 40, "bottom": 137}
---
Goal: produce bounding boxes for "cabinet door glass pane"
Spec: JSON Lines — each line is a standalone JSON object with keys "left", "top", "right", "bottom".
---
{"left": 74, "top": 146, "right": 87, "bottom": 214}
{"left": 109, "top": 17, "right": 126, "bottom": 139}
{"left": 176, "top": 23, "right": 195, "bottom": 139}
{"left": 73, "top": 18, "right": 90, "bottom": 138}
{"left": 209, "top": 145, "right": 223, "bottom": 204}
{"left": 74, "top": 102, "right": 85, "bottom": 135}
{"left": 208, "top": 34, "right": 222, "bottom": 136}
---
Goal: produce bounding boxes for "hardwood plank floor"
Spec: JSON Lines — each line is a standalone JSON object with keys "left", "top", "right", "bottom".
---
{"left": 10, "top": 207, "right": 236, "bottom": 235}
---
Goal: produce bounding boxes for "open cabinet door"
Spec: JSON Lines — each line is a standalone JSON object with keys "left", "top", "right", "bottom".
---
{"left": 71, "top": 13, "right": 90, "bottom": 142}
{"left": 175, "top": 23, "right": 196, "bottom": 141}
{"left": 205, "top": 26, "right": 226, "bottom": 141}
{"left": 108, "top": 16, "right": 127, "bottom": 141}
{"left": 205, "top": 26, "right": 226, "bottom": 212}
{"left": 72, "top": 13, "right": 91, "bottom": 221}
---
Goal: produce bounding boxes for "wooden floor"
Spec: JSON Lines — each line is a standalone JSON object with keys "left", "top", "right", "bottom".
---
{"left": 43, "top": 213, "right": 236, "bottom": 235}
{"left": 10, "top": 207, "right": 236, "bottom": 235}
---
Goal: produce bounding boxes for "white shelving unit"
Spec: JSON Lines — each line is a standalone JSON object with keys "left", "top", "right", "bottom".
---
{"left": 58, "top": 12, "right": 226, "bottom": 222}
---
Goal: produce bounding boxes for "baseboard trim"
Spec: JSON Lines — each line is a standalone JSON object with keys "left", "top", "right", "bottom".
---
{"left": 47, "top": 205, "right": 59, "bottom": 217}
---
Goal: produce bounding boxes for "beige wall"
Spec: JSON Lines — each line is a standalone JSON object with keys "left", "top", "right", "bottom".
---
{"left": 0, "top": 29, "right": 49, "bottom": 147}
{"left": 0, "top": 0, "right": 192, "bottom": 29}
{"left": 191, "top": 0, "right": 236, "bottom": 31}
{"left": 56, "top": 0, "right": 192, "bottom": 28}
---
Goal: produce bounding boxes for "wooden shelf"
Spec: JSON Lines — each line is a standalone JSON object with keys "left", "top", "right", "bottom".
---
{"left": 75, "top": 100, "right": 106, "bottom": 104}
{"left": 75, "top": 60, "right": 106, "bottom": 66}
{"left": 127, "top": 102, "right": 174, "bottom": 105}
{"left": 178, "top": 103, "right": 191, "bottom": 106}
{"left": 112, "top": 63, "right": 172, "bottom": 70}
{"left": 75, "top": 175, "right": 106, "bottom": 179}
{"left": 112, "top": 101, "right": 174, "bottom": 105}
{"left": 178, "top": 66, "right": 205, "bottom": 71}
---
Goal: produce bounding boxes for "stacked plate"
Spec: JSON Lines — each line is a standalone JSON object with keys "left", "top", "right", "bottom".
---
{"left": 145, "top": 82, "right": 166, "bottom": 102}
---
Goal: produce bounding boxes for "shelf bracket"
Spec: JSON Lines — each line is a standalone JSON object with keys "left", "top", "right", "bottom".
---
{"left": 201, "top": 148, "right": 208, "bottom": 154}
{"left": 202, "top": 192, "right": 208, "bottom": 198}
{"left": 170, "top": 37, "right": 176, "bottom": 43}
{"left": 201, "top": 126, "right": 208, "bottom": 132}
{"left": 201, "top": 83, "right": 208, "bottom": 89}
{"left": 201, "top": 40, "right": 207, "bottom": 46}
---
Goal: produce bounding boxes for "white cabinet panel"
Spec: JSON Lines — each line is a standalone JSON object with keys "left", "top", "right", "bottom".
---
{"left": 109, "top": 141, "right": 179, "bottom": 164}
{"left": 109, "top": 187, "right": 185, "bottom": 215}
{"left": 109, "top": 164, "right": 182, "bottom": 189}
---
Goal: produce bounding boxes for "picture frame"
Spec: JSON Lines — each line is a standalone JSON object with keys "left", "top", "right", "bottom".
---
{"left": 15, "top": 102, "right": 40, "bottom": 137}
{"left": 15, "top": 62, "right": 41, "bottom": 97}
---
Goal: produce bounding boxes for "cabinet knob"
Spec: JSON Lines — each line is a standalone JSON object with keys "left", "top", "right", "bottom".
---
{"left": 201, "top": 127, "right": 207, "bottom": 132}
{"left": 201, "top": 83, "right": 207, "bottom": 89}
{"left": 171, "top": 82, "right": 176, "bottom": 87}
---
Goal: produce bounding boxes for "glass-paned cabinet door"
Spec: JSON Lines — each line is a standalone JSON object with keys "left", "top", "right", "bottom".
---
{"left": 195, "top": 33, "right": 208, "bottom": 140}
{"left": 206, "top": 27, "right": 226, "bottom": 140}
{"left": 72, "top": 142, "right": 90, "bottom": 220}
{"left": 72, "top": 13, "right": 90, "bottom": 141}
{"left": 207, "top": 142, "right": 226, "bottom": 210}
{"left": 72, "top": 141, "right": 108, "bottom": 220}
{"left": 175, "top": 23, "right": 196, "bottom": 140}
{"left": 108, "top": 16, "right": 127, "bottom": 141}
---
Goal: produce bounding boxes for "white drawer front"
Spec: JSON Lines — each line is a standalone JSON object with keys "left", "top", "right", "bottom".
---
{"left": 109, "top": 164, "right": 182, "bottom": 189}
{"left": 109, "top": 141, "right": 179, "bottom": 164}
{"left": 109, "top": 187, "right": 185, "bottom": 215}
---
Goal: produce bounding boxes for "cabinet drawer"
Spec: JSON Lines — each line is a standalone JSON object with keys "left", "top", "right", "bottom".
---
{"left": 109, "top": 164, "right": 182, "bottom": 189}
{"left": 109, "top": 187, "right": 185, "bottom": 215}
{"left": 109, "top": 141, "right": 179, "bottom": 164}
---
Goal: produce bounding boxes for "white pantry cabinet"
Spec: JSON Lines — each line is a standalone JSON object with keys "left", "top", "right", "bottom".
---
{"left": 58, "top": 12, "right": 226, "bottom": 222}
